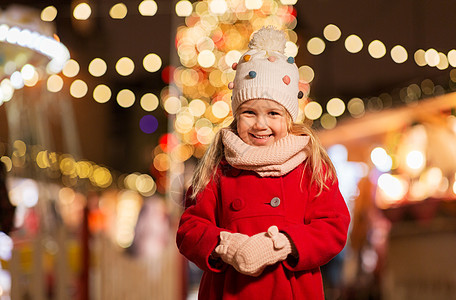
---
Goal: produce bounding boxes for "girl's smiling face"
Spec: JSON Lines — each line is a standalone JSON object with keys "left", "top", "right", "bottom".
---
{"left": 236, "top": 99, "right": 289, "bottom": 147}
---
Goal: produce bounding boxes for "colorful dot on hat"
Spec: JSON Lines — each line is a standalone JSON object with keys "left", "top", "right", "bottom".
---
{"left": 232, "top": 62, "right": 238, "bottom": 70}
{"left": 282, "top": 75, "right": 290, "bottom": 85}
{"left": 249, "top": 71, "right": 257, "bottom": 78}
{"left": 298, "top": 91, "right": 304, "bottom": 99}
{"left": 268, "top": 56, "right": 276, "bottom": 62}
{"left": 228, "top": 82, "right": 234, "bottom": 89}
{"left": 244, "top": 55, "right": 251, "bottom": 62}
{"left": 287, "top": 57, "right": 294, "bottom": 64}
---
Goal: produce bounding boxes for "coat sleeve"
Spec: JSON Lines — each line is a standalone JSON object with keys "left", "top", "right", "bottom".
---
{"left": 281, "top": 176, "right": 350, "bottom": 272}
{"left": 176, "top": 175, "right": 227, "bottom": 273}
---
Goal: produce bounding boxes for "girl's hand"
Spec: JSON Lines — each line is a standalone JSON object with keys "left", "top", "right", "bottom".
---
{"left": 215, "top": 231, "right": 249, "bottom": 266}
{"left": 233, "top": 226, "right": 294, "bottom": 277}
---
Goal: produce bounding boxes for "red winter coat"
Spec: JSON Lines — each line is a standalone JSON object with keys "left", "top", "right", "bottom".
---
{"left": 176, "top": 160, "right": 350, "bottom": 300}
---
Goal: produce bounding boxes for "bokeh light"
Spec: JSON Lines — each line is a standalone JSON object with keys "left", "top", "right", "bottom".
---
{"left": 345, "top": 35, "right": 363, "bottom": 53}
{"left": 323, "top": 24, "right": 341, "bottom": 41}
{"left": 88, "top": 58, "right": 107, "bottom": 77}
{"left": 307, "top": 37, "right": 325, "bottom": 55}
{"left": 139, "top": 0, "right": 158, "bottom": 16}
{"left": 117, "top": 89, "right": 135, "bottom": 107}
{"left": 368, "top": 40, "right": 386, "bottom": 59}
{"left": 140, "top": 93, "right": 159, "bottom": 111}
{"left": 41, "top": 6, "right": 58, "bottom": 22}
{"left": 110, "top": 3, "right": 128, "bottom": 19}
{"left": 93, "top": 84, "right": 112, "bottom": 103}
{"left": 73, "top": 3, "right": 92, "bottom": 20}
{"left": 63, "top": 59, "right": 80, "bottom": 78}
{"left": 47, "top": 74, "right": 64, "bottom": 93}
{"left": 139, "top": 115, "right": 159, "bottom": 134}
{"left": 391, "top": 45, "right": 408, "bottom": 63}
{"left": 116, "top": 57, "right": 135, "bottom": 76}
{"left": 143, "top": 53, "right": 162, "bottom": 72}
{"left": 176, "top": 0, "right": 193, "bottom": 17}
{"left": 304, "top": 101, "right": 322, "bottom": 120}
{"left": 70, "top": 79, "right": 88, "bottom": 98}
{"left": 327, "top": 98, "right": 345, "bottom": 117}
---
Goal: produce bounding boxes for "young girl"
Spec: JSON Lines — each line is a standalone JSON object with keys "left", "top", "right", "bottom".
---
{"left": 176, "top": 27, "right": 350, "bottom": 299}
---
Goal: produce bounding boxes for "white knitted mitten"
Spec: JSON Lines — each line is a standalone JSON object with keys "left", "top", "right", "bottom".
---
{"left": 233, "top": 226, "right": 293, "bottom": 276}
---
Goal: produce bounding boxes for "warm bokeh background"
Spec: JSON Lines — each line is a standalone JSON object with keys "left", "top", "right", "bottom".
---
{"left": 1, "top": 1, "right": 456, "bottom": 299}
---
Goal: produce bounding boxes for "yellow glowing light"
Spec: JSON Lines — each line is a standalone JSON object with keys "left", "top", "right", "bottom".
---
{"left": 320, "top": 114, "right": 337, "bottom": 130}
{"left": 347, "top": 98, "right": 365, "bottom": 118}
{"left": 345, "top": 35, "right": 363, "bottom": 53}
{"left": 124, "top": 173, "right": 139, "bottom": 189}
{"left": 414, "top": 49, "right": 426, "bottom": 67}
{"left": 245, "top": 0, "right": 263, "bottom": 10}
{"left": 197, "top": 50, "right": 216, "bottom": 68}
{"left": 110, "top": 3, "right": 128, "bottom": 19}
{"left": 164, "top": 96, "right": 182, "bottom": 114}
{"left": 225, "top": 50, "right": 242, "bottom": 67}
{"left": 304, "top": 101, "right": 322, "bottom": 120}
{"left": 93, "top": 84, "right": 112, "bottom": 103}
{"left": 212, "top": 101, "right": 230, "bottom": 118}
{"left": 139, "top": 0, "right": 158, "bottom": 16}
{"left": 370, "top": 147, "right": 392, "bottom": 172}
{"left": 448, "top": 49, "right": 456, "bottom": 67}
{"left": 1, "top": 156, "right": 12, "bottom": 172}
{"left": 189, "top": 99, "right": 206, "bottom": 117}
{"left": 88, "top": 58, "right": 107, "bottom": 77}
{"left": 63, "top": 59, "right": 80, "bottom": 78}
{"left": 140, "top": 93, "right": 159, "bottom": 111}
{"left": 154, "top": 153, "right": 170, "bottom": 171}
{"left": 437, "top": 52, "right": 449, "bottom": 70}
{"left": 280, "top": 0, "right": 298, "bottom": 4}
{"left": 13, "top": 140, "right": 26, "bottom": 157}
{"left": 299, "top": 65, "right": 314, "bottom": 83}
{"left": 47, "top": 74, "right": 64, "bottom": 93}
{"left": 36, "top": 151, "right": 50, "bottom": 168}
{"left": 60, "top": 156, "right": 76, "bottom": 176}
{"left": 73, "top": 3, "right": 92, "bottom": 20}
{"left": 197, "top": 127, "right": 215, "bottom": 144}
{"left": 76, "top": 161, "right": 93, "bottom": 178}
{"left": 115, "top": 57, "right": 135, "bottom": 76}
{"left": 176, "top": 0, "right": 193, "bottom": 17}
{"left": 368, "top": 40, "right": 386, "bottom": 59}
{"left": 326, "top": 98, "right": 345, "bottom": 117}
{"left": 285, "top": 41, "right": 298, "bottom": 58}
{"left": 23, "top": 71, "right": 39, "bottom": 87}
{"left": 171, "top": 144, "right": 194, "bottom": 162}
{"left": 143, "top": 53, "right": 162, "bottom": 72}
{"left": 175, "top": 114, "right": 194, "bottom": 133}
{"left": 70, "top": 79, "right": 88, "bottom": 98}
{"left": 406, "top": 150, "right": 425, "bottom": 170}
{"left": 323, "top": 24, "right": 341, "bottom": 42}
{"left": 117, "top": 89, "right": 135, "bottom": 108}
{"left": 377, "top": 174, "right": 408, "bottom": 204}
{"left": 391, "top": 45, "right": 408, "bottom": 63}
{"left": 209, "top": 0, "right": 228, "bottom": 15}
{"left": 307, "top": 37, "right": 325, "bottom": 55}
{"left": 424, "top": 48, "right": 439, "bottom": 67}
{"left": 41, "top": 6, "right": 58, "bottom": 22}
{"left": 91, "top": 166, "right": 112, "bottom": 188}
{"left": 135, "top": 174, "right": 156, "bottom": 196}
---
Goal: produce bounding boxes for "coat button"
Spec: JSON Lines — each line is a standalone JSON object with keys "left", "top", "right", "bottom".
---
{"left": 270, "top": 197, "right": 281, "bottom": 207}
{"left": 231, "top": 198, "right": 245, "bottom": 211}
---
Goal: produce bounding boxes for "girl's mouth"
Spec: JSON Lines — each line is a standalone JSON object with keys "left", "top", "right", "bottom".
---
{"left": 250, "top": 133, "right": 273, "bottom": 139}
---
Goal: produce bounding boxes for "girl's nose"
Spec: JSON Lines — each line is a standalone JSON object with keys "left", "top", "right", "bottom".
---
{"left": 253, "top": 116, "right": 268, "bottom": 129}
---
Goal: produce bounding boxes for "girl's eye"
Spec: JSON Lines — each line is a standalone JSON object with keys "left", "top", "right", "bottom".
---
{"left": 242, "top": 110, "right": 255, "bottom": 115}
{"left": 269, "top": 111, "right": 281, "bottom": 116}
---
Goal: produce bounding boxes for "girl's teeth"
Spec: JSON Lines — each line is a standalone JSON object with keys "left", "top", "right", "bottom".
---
{"left": 252, "top": 134, "right": 270, "bottom": 139}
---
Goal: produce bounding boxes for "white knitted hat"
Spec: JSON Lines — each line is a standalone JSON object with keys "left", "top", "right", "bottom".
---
{"left": 229, "top": 26, "right": 303, "bottom": 121}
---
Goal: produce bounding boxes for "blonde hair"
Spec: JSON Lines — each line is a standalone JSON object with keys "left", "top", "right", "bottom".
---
{"left": 190, "top": 106, "right": 336, "bottom": 200}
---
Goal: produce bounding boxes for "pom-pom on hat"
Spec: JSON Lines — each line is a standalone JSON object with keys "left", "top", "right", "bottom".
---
{"left": 229, "top": 26, "right": 300, "bottom": 121}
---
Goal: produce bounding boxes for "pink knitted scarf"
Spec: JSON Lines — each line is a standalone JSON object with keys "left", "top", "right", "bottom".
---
{"left": 221, "top": 129, "right": 310, "bottom": 177}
